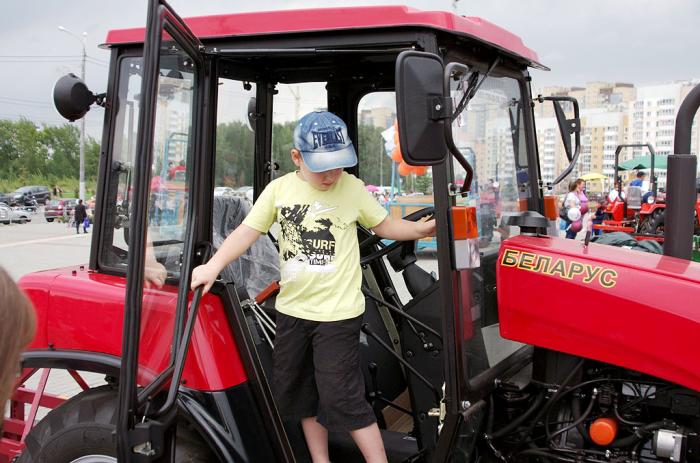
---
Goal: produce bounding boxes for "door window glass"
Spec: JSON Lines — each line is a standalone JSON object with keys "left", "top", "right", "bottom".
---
{"left": 271, "top": 83, "right": 328, "bottom": 179}
{"left": 449, "top": 71, "right": 527, "bottom": 374}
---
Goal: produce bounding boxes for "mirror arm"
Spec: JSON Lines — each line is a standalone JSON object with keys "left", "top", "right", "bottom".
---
{"left": 537, "top": 96, "right": 582, "bottom": 186}
{"left": 447, "top": 138, "right": 473, "bottom": 196}
{"left": 94, "top": 93, "right": 107, "bottom": 108}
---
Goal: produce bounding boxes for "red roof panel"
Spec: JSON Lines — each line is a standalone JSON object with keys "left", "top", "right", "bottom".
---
{"left": 103, "top": 5, "right": 542, "bottom": 66}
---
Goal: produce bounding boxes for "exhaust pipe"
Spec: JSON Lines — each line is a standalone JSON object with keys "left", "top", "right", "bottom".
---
{"left": 664, "top": 155, "right": 696, "bottom": 260}
{"left": 666, "top": 84, "right": 700, "bottom": 260}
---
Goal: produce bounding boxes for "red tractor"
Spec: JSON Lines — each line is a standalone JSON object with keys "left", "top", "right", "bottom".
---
{"left": 3, "top": 2, "right": 700, "bottom": 462}
{"left": 597, "top": 143, "right": 700, "bottom": 240}
{"left": 596, "top": 144, "right": 660, "bottom": 235}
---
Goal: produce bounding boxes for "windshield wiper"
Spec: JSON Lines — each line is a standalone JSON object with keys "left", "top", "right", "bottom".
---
{"left": 451, "top": 57, "right": 500, "bottom": 122}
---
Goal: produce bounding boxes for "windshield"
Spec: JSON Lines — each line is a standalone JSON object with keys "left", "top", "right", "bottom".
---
{"left": 450, "top": 71, "right": 530, "bottom": 255}
{"left": 449, "top": 70, "right": 529, "bottom": 375}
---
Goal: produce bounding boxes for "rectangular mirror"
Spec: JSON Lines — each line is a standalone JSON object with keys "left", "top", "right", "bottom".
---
{"left": 395, "top": 50, "right": 448, "bottom": 166}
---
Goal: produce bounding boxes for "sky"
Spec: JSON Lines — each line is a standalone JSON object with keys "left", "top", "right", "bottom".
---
{"left": 1, "top": 0, "right": 699, "bottom": 138}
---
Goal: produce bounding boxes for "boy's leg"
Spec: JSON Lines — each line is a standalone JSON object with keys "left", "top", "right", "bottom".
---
{"left": 301, "top": 417, "right": 330, "bottom": 463}
{"left": 350, "top": 423, "right": 388, "bottom": 463}
{"left": 272, "top": 314, "right": 322, "bottom": 459}
{"left": 312, "top": 315, "right": 387, "bottom": 462}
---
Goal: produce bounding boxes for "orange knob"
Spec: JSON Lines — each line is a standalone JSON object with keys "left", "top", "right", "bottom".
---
{"left": 589, "top": 417, "right": 618, "bottom": 446}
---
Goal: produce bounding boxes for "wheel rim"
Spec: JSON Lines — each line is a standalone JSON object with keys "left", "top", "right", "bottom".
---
{"left": 69, "top": 456, "right": 117, "bottom": 463}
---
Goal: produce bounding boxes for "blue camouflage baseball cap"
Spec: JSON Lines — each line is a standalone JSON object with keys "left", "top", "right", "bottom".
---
{"left": 293, "top": 110, "right": 357, "bottom": 173}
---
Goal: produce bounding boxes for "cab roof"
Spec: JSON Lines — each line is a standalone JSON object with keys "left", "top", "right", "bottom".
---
{"left": 103, "top": 5, "right": 545, "bottom": 69}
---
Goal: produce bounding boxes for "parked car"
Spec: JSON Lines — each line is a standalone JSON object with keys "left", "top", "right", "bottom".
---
{"left": 11, "top": 185, "right": 51, "bottom": 205}
{"left": 0, "top": 203, "right": 31, "bottom": 224}
{"left": 44, "top": 198, "right": 78, "bottom": 222}
{"left": 0, "top": 192, "right": 12, "bottom": 205}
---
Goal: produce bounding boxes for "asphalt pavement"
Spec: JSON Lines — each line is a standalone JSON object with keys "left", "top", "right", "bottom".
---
{"left": 0, "top": 207, "right": 92, "bottom": 280}
{"left": 0, "top": 206, "right": 103, "bottom": 409}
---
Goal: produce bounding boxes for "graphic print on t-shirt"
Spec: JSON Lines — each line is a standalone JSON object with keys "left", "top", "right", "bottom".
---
{"left": 278, "top": 200, "right": 341, "bottom": 281}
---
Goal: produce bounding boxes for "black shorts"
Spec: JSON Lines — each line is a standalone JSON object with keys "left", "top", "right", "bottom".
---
{"left": 272, "top": 312, "right": 376, "bottom": 432}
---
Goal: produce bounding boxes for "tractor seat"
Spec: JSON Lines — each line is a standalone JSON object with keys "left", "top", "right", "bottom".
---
{"left": 626, "top": 186, "right": 643, "bottom": 210}
{"left": 212, "top": 195, "right": 280, "bottom": 298}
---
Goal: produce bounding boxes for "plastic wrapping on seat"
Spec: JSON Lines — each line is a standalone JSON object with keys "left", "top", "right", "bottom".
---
{"left": 626, "top": 186, "right": 643, "bottom": 209}
{"left": 212, "top": 196, "right": 280, "bottom": 298}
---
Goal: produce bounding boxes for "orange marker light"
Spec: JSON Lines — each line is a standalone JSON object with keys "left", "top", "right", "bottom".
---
{"left": 589, "top": 417, "right": 618, "bottom": 446}
{"left": 518, "top": 198, "right": 528, "bottom": 212}
{"left": 543, "top": 195, "right": 559, "bottom": 221}
{"left": 451, "top": 206, "right": 479, "bottom": 270}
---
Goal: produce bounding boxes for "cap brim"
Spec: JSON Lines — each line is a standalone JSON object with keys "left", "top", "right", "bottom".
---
{"left": 301, "top": 145, "right": 357, "bottom": 173}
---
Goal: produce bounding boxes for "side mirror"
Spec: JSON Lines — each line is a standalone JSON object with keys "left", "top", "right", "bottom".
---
{"left": 536, "top": 95, "right": 581, "bottom": 186}
{"left": 395, "top": 51, "right": 448, "bottom": 166}
{"left": 246, "top": 97, "right": 257, "bottom": 132}
{"left": 53, "top": 73, "right": 102, "bottom": 122}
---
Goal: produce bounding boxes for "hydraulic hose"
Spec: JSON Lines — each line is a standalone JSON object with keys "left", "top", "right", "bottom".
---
{"left": 610, "top": 420, "right": 673, "bottom": 448}
{"left": 488, "top": 391, "right": 546, "bottom": 440}
{"left": 571, "top": 395, "right": 592, "bottom": 443}
{"left": 548, "top": 389, "right": 597, "bottom": 443}
{"left": 517, "top": 359, "right": 584, "bottom": 446}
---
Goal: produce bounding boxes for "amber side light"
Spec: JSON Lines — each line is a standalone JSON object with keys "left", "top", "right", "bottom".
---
{"left": 543, "top": 195, "right": 559, "bottom": 220}
{"left": 451, "top": 206, "right": 478, "bottom": 239}
{"left": 518, "top": 198, "right": 528, "bottom": 212}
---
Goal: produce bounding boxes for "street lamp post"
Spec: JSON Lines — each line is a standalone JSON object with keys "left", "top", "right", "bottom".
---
{"left": 58, "top": 26, "right": 87, "bottom": 201}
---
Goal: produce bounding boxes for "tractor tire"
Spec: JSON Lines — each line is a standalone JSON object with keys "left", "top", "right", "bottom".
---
{"left": 17, "top": 385, "right": 215, "bottom": 463}
{"left": 640, "top": 210, "right": 664, "bottom": 235}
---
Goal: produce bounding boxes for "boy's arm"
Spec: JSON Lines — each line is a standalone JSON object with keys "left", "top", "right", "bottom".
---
{"left": 371, "top": 216, "right": 436, "bottom": 241}
{"left": 190, "top": 224, "right": 261, "bottom": 293}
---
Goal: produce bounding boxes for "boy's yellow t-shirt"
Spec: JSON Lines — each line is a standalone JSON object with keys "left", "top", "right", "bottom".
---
{"left": 242, "top": 171, "right": 388, "bottom": 322}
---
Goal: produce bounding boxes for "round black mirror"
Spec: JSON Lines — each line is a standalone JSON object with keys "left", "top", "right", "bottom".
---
{"left": 53, "top": 73, "right": 96, "bottom": 122}
{"left": 246, "top": 97, "right": 257, "bottom": 132}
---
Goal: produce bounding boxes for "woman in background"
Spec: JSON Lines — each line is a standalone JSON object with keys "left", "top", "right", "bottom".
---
{"left": 563, "top": 180, "right": 583, "bottom": 239}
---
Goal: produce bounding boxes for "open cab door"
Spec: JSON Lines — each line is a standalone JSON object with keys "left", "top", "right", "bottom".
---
{"left": 116, "top": 0, "right": 205, "bottom": 461}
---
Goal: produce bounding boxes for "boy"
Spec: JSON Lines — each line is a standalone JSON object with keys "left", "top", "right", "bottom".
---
{"left": 191, "top": 111, "right": 435, "bottom": 463}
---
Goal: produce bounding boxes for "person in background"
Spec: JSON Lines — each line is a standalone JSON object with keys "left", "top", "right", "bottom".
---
{"left": 52, "top": 185, "right": 63, "bottom": 198}
{"left": 608, "top": 180, "right": 625, "bottom": 203}
{"left": 576, "top": 178, "right": 588, "bottom": 216}
{"left": 630, "top": 170, "right": 646, "bottom": 188}
{"left": 629, "top": 171, "right": 653, "bottom": 204}
{"left": 74, "top": 199, "right": 88, "bottom": 234}
{"left": 563, "top": 180, "right": 582, "bottom": 239}
{"left": 591, "top": 201, "right": 605, "bottom": 236}
{"left": 0, "top": 267, "right": 36, "bottom": 419}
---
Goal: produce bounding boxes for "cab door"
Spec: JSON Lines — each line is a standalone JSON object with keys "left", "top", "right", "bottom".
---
{"left": 115, "top": 0, "right": 205, "bottom": 460}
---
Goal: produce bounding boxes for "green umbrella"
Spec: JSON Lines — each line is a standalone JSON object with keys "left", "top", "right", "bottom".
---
{"left": 618, "top": 154, "right": 668, "bottom": 171}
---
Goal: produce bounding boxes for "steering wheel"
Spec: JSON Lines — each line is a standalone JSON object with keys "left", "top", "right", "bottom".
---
{"left": 359, "top": 207, "right": 434, "bottom": 265}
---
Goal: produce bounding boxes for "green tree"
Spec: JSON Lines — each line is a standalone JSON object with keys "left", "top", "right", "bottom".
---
{"left": 41, "top": 124, "right": 79, "bottom": 178}
{"left": 85, "top": 137, "right": 101, "bottom": 180}
{"left": 0, "top": 119, "right": 48, "bottom": 179}
{"left": 357, "top": 124, "right": 392, "bottom": 187}
{"left": 415, "top": 173, "right": 433, "bottom": 194}
{"left": 215, "top": 121, "right": 256, "bottom": 187}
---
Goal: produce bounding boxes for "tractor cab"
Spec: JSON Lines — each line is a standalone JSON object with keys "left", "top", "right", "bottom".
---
{"left": 8, "top": 1, "right": 700, "bottom": 463}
